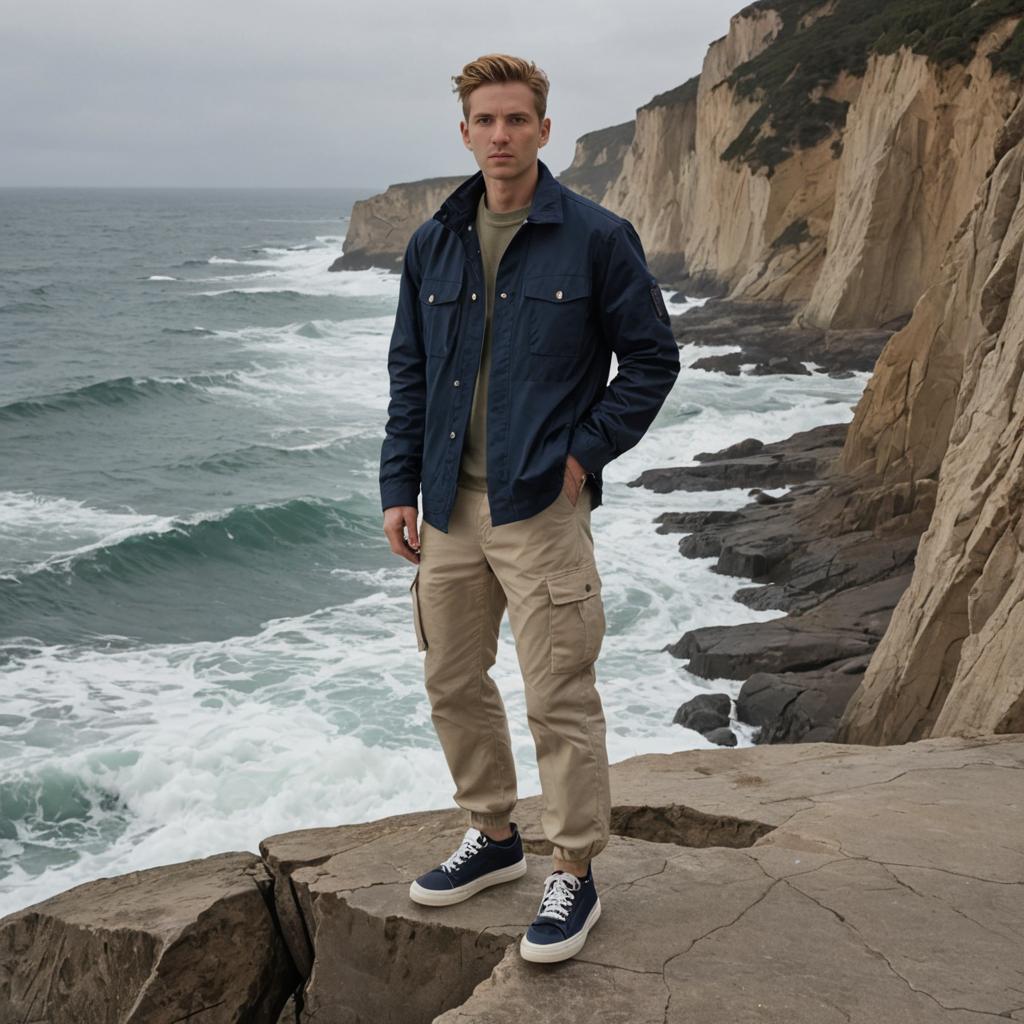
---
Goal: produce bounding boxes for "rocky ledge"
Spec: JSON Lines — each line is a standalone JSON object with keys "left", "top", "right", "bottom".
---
{"left": 3, "top": 735, "right": 1022, "bottom": 1022}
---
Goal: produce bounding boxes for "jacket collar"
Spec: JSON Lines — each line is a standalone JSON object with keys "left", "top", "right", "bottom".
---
{"left": 433, "top": 157, "right": 564, "bottom": 231}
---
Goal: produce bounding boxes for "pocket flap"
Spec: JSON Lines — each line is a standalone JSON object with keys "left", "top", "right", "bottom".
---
{"left": 420, "top": 278, "right": 462, "bottom": 306}
{"left": 546, "top": 563, "right": 602, "bottom": 605}
{"left": 523, "top": 274, "right": 591, "bottom": 303}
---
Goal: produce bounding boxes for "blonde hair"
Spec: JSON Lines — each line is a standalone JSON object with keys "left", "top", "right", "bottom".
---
{"left": 452, "top": 54, "right": 549, "bottom": 123}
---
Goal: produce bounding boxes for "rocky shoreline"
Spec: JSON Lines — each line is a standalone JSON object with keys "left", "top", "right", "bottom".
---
{"left": 4, "top": 734, "right": 1022, "bottom": 1022}
{"left": 648, "top": 297, "right": 920, "bottom": 747}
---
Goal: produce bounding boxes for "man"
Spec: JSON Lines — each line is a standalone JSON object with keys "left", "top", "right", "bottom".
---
{"left": 379, "top": 53, "right": 680, "bottom": 963}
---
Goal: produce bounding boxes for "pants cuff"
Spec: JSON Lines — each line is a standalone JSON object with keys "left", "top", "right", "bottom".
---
{"left": 468, "top": 811, "right": 512, "bottom": 830}
{"left": 552, "top": 840, "right": 605, "bottom": 863}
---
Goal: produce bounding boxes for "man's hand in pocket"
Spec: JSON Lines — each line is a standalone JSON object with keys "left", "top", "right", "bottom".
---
{"left": 562, "top": 454, "right": 588, "bottom": 507}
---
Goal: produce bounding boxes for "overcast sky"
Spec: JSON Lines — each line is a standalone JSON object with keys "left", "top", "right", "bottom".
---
{"left": 2, "top": 1, "right": 736, "bottom": 190}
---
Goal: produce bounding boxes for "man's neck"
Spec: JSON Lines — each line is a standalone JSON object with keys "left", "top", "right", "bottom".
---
{"left": 483, "top": 161, "right": 538, "bottom": 214}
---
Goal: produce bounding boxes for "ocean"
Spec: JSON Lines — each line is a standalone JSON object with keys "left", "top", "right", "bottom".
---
{"left": 0, "top": 186, "right": 869, "bottom": 917}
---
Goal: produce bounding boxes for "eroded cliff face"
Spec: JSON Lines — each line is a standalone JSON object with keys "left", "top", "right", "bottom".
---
{"left": 601, "top": 78, "right": 701, "bottom": 284}
{"left": 800, "top": 19, "right": 1021, "bottom": 329}
{"left": 555, "top": 119, "right": 634, "bottom": 202}
{"left": 598, "top": 10, "right": 1021, "bottom": 324}
{"left": 602, "top": 8, "right": 784, "bottom": 290}
{"left": 332, "top": 175, "right": 464, "bottom": 272}
{"left": 835, "top": 96, "right": 1024, "bottom": 743}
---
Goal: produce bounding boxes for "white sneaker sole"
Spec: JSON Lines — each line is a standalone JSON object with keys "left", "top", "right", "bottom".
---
{"left": 519, "top": 897, "right": 602, "bottom": 963}
{"left": 408, "top": 856, "right": 528, "bottom": 906}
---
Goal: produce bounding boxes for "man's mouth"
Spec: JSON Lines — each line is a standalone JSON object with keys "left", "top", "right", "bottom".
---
{"left": 491, "top": 154, "right": 513, "bottom": 159}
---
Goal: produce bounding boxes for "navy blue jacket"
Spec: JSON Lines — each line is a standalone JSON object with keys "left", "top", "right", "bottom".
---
{"left": 379, "top": 157, "right": 680, "bottom": 533}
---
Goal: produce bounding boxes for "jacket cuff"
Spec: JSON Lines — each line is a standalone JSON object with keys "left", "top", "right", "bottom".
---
{"left": 568, "top": 428, "right": 616, "bottom": 477}
{"left": 381, "top": 478, "right": 420, "bottom": 511}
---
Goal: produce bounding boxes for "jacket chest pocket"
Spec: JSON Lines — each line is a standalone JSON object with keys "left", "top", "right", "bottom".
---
{"left": 419, "top": 277, "right": 462, "bottom": 358}
{"left": 519, "top": 274, "right": 591, "bottom": 380}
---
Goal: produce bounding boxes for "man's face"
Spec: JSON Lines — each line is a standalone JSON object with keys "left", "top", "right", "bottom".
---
{"left": 460, "top": 82, "right": 550, "bottom": 183}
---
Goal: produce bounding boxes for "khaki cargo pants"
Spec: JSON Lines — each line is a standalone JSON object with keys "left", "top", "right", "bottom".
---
{"left": 409, "top": 480, "right": 611, "bottom": 864}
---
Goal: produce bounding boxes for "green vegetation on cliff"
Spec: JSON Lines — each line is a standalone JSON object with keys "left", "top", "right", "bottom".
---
{"left": 642, "top": 75, "right": 700, "bottom": 111}
{"left": 722, "top": 0, "right": 1024, "bottom": 174}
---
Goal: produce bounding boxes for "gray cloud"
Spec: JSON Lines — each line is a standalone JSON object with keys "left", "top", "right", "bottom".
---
{"left": 1, "top": 0, "right": 734, "bottom": 188}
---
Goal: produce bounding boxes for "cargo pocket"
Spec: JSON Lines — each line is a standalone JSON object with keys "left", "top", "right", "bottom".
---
{"left": 545, "top": 562, "right": 605, "bottom": 674}
{"left": 410, "top": 570, "right": 428, "bottom": 652}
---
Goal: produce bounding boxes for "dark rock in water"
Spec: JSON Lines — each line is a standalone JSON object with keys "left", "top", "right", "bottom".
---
{"left": 659, "top": 471, "right": 918, "bottom": 740}
{"left": 638, "top": 382, "right": 924, "bottom": 744}
{"left": 655, "top": 509, "right": 745, "bottom": 538}
{"left": 704, "top": 726, "right": 738, "bottom": 746}
{"left": 749, "top": 355, "right": 811, "bottom": 375}
{"left": 632, "top": 291, "right": 931, "bottom": 744}
{"left": 750, "top": 488, "right": 787, "bottom": 505}
{"left": 672, "top": 296, "right": 898, "bottom": 375}
{"left": 673, "top": 693, "right": 732, "bottom": 734}
{"left": 676, "top": 708, "right": 729, "bottom": 733}
{"left": 668, "top": 573, "right": 910, "bottom": 679}
{"left": 698, "top": 437, "right": 764, "bottom": 461}
{"left": 738, "top": 656, "right": 870, "bottom": 744}
{"left": 690, "top": 352, "right": 744, "bottom": 374}
{"left": 667, "top": 619, "right": 871, "bottom": 681}
{"left": 828, "top": 369, "right": 856, "bottom": 379}
{"left": 632, "top": 422, "right": 848, "bottom": 493}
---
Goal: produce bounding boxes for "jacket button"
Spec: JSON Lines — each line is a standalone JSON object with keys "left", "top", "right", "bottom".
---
{"left": 471, "top": 292, "right": 477, "bottom": 301}
{"left": 555, "top": 289, "right": 563, "bottom": 300}
{"left": 500, "top": 291, "right": 508, "bottom": 299}
{"left": 585, "top": 583, "right": 591, "bottom": 591}
{"left": 453, "top": 379, "right": 460, "bottom": 386}
{"left": 449, "top": 431, "right": 456, "bottom": 439}
{"left": 428, "top": 294, "right": 435, "bottom": 303}
{"left": 468, "top": 225, "right": 473, "bottom": 231}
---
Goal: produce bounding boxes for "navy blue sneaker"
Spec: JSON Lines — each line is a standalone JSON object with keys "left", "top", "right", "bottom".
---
{"left": 409, "top": 822, "right": 527, "bottom": 906}
{"left": 520, "top": 863, "right": 601, "bottom": 962}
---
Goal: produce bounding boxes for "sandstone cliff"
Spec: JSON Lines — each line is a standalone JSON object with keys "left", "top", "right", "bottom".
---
{"left": 598, "top": 5, "right": 1022, "bottom": 325}
{"left": 833, "top": 94, "right": 1024, "bottom": 743}
{"left": 330, "top": 175, "right": 465, "bottom": 272}
{"left": 553, "top": 119, "right": 634, "bottom": 202}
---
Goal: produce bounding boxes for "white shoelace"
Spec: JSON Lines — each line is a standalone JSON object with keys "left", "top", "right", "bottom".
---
{"left": 537, "top": 871, "right": 582, "bottom": 921}
{"left": 440, "top": 827, "right": 486, "bottom": 873}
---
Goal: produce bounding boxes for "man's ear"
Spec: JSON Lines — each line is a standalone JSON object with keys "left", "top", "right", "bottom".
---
{"left": 539, "top": 117, "right": 551, "bottom": 147}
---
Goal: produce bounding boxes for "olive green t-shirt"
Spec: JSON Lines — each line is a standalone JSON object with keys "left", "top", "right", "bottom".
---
{"left": 457, "top": 192, "right": 531, "bottom": 492}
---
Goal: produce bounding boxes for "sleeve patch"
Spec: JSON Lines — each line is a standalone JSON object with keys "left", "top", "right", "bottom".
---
{"left": 649, "top": 283, "right": 670, "bottom": 326}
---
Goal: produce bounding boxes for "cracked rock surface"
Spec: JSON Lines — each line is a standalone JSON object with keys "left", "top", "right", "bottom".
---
{"left": 259, "top": 733, "right": 1024, "bottom": 1023}
{"left": 0, "top": 851, "right": 299, "bottom": 1024}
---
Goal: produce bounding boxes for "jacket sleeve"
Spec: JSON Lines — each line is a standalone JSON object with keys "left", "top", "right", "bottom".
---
{"left": 379, "top": 235, "right": 426, "bottom": 511}
{"left": 568, "top": 219, "right": 681, "bottom": 476}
